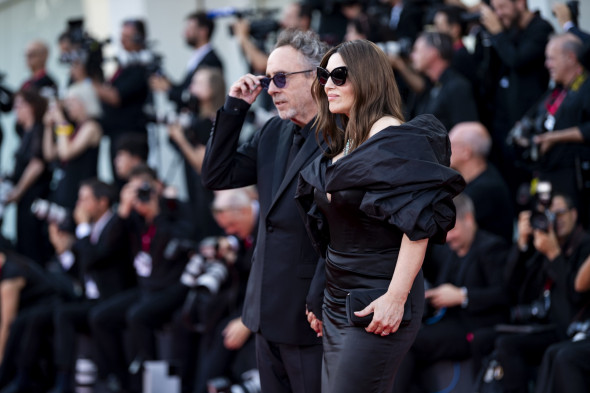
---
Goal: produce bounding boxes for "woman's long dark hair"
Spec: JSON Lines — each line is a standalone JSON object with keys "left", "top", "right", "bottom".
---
{"left": 312, "top": 40, "right": 404, "bottom": 158}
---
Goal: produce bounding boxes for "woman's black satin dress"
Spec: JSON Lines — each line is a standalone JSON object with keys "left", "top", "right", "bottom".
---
{"left": 296, "top": 115, "right": 465, "bottom": 393}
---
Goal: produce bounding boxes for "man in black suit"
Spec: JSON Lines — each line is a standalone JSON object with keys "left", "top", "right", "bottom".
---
{"left": 94, "top": 19, "right": 151, "bottom": 185}
{"left": 516, "top": 33, "right": 590, "bottom": 227}
{"left": 150, "top": 11, "right": 223, "bottom": 111}
{"left": 201, "top": 29, "right": 329, "bottom": 393}
{"left": 49, "top": 179, "right": 134, "bottom": 393}
{"left": 409, "top": 32, "right": 479, "bottom": 132}
{"left": 449, "top": 122, "right": 514, "bottom": 243}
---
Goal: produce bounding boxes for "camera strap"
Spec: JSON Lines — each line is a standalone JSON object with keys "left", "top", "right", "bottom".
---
{"left": 544, "top": 88, "right": 567, "bottom": 116}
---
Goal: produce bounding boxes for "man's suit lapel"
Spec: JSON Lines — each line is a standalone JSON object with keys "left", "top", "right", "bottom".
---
{"left": 269, "top": 125, "right": 320, "bottom": 214}
{"left": 271, "top": 124, "right": 295, "bottom": 197}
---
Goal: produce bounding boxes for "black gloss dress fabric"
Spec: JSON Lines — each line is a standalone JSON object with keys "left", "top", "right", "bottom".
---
{"left": 296, "top": 115, "right": 465, "bottom": 393}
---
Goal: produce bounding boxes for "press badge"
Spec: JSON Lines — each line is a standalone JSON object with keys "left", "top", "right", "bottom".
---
{"left": 544, "top": 114, "right": 555, "bottom": 131}
{"left": 134, "top": 251, "right": 153, "bottom": 277}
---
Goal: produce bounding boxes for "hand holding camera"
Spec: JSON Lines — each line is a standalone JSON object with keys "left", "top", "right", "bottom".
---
{"left": 533, "top": 225, "right": 561, "bottom": 261}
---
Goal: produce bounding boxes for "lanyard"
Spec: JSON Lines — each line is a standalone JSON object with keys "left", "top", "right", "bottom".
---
{"left": 141, "top": 224, "right": 156, "bottom": 253}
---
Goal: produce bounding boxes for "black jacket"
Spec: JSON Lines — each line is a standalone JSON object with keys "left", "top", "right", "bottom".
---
{"left": 202, "top": 97, "right": 323, "bottom": 346}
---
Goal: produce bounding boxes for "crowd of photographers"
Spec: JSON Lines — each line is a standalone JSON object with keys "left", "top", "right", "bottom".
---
{"left": 0, "top": 0, "right": 589, "bottom": 392}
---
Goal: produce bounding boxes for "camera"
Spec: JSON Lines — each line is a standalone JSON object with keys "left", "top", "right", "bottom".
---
{"left": 529, "top": 181, "right": 554, "bottom": 232}
{"left": 461, "top": 12, "right": 481, "bottom": 24}
{"left": 136, "top": 181, "right": 154, "bottom": 202}
{"left": 376, "top": 38, "right": 414, "bottom": 58}
{"left": 30, "top": 199, "right": 69, "bottom": 225}
{"left": 208, "top": 7, "right": 281, "bottom": 42}
{"left": 566, "top": 318, "right": 589, "bottom": 340}
{"left": 180, "top": 236, "right": 239, "bottom": 291}
{"left": 506, "top": 112, "right": 548, "bottom": 163}
{"left": 180, "top": 236, "right": 240, "bottom": 332}
{"left": 60, "top": 19, "right": 108, "bottom": 81}
{"left": 510, "top": 289, "right": 551, "bottom": 323}
{"left": 207, "top": 369, "right": 261, "bottom": 393}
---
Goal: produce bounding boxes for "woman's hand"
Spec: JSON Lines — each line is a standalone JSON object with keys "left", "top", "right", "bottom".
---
{"left": 354, "top": 291, "right": 406, "bottom": 336}
{"left": 306, "top": 305, "right": 323, "bottom": 337}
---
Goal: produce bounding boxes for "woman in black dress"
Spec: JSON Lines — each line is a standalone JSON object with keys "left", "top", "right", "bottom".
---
{"left": 296, "top": 40, "right": 465, "bottom": 392}
{"left": 6, "top": 89, "right": 52, "bottom": 264}
{"left": 43, "top": 81, "right": 102, "bottom": 210}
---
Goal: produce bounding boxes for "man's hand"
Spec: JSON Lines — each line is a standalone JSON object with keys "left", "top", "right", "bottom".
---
{"left": 73, "top": 203, "right": 91, "bottom": 225}
{"left": 480, "top": 4, "right": 504, "bottom": 35}
{"left": 517, "top": 211, "right": 534, "bottom": 250}
{"left": 425, "top": 284, "right": 465, "bottom": 309}
{"left": 533, "top": 227, "right": 561, "bottom": 261}
{"left": 306, "top": 305, "right": 323, "bottom": 337}
{"left": 533, "top": 132, "right": 558, "bottom": 155}
{"left": 232, "top": 19, "right": 251, "bottom": 40}
{"left": 228, "top": 74, "right": 265, "bottom": 105}
{"left": 149, "top": 75, "right": 171, "bottom": 92}
{"left": 118, "top": 180, "right": 139, "bottom": 218}
{"left": 552, "top": 3, "right": 573, "bottom": 28}
{"left": 222, "top": 318, "right": 251, "bottom": 350}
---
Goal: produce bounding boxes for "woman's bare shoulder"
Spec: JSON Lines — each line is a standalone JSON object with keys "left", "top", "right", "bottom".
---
{"left": 369, "top": 116, "right": 403, "bottom": 137}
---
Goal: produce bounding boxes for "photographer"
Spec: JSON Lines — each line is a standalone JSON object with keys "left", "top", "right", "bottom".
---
{"left": 477, "top": 0, "right": 553, "bottom": 187}
{"left": 394, "top": 194, "right": 510, "bottom": 392}
{"left": 48, "top": 179, "right": 135, "bottom": 393}
{"left": 94, "top": 19, "right": 150, "bottom": 183}
{"left": 449, "top": 122, "right": 514, "bottom": 243}
{"left": 113, "top": 132, "right": 149, "bottom": 185}
{"left": 512, "top": 33, "right": 590, "bottom": 227}
{"left": 89, "top": 165, "right": 193, "bottom": 392}
{"left": 535, "top": 251, "right": 590, "bottom": 393}
{"left": 167, "top": 66, "right": 225, "bottom": 241}
{"left": 495, "top": 192, "right": 590, "bottom": 393}
{"left": 230, "top": 2, "right": 312, "bottom": 75}
{"left": 20, "top": 40, "right": 57, "bottom": 96}
{"left": 43, "top": 80, "right": 102, "bottom": 210}
{"left": 150, "top": 12, "right": 223, "bottom": 112}
{"left": 193, "top": 188, "right": 258, "bottom": 393}
{"left": 408, "top": 32, "right": 479, "bottom": 131}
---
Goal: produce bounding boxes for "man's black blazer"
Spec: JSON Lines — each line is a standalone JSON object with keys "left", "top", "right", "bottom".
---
{"left": 202, "top": 101, "right": 323, "bottom": 346}
{"left": 73, "top": 214, "right": 135, "bottom": 300}
{"left": 169, "top": 48, "right": 223, "bottom": 110}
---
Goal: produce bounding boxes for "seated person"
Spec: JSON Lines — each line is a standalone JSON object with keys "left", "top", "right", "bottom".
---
{"left": 89, "top": 165, "right": 194, "bottom": 392}
{"left": 394, "top": 194, "right": 510, "bottom": 392}
{"left": 494, "top": 192, "right": 590, "bottom": 393}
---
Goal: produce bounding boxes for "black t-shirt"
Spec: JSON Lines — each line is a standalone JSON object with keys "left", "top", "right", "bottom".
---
{"left": 100, "top": 64, "right": 149, "bottom": 138}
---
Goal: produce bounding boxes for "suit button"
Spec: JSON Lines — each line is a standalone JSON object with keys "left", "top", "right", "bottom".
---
{"left": 266, "top": 219, "right": 273, "bottom": 233}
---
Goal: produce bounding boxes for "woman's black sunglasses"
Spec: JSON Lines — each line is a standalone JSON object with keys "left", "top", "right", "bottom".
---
{"left": 260, "top": 70, "right": 312, "bottom": 89}
{"left": 316, "top": 66, "right": 348, "bottom": 86}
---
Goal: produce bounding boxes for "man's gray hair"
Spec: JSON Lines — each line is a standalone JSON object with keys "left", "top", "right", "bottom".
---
{"left": 275, "top": 29, "right": 329, "bottom": 68}
{"left": 453, "top": 193, "right": 475, "bottom": 219}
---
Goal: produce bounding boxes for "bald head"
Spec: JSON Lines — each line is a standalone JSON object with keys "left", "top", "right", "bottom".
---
{"left": 212, "top": 187, "right": 257, "bottom": 240}
{"left": 449, "top": 122, "right": 492, "bottom": 158}
{"left": 552, "top": 33, "right": 584, "bottom": 63}
{"left": 26, "top": 40, "right": 49, "bottom": 73}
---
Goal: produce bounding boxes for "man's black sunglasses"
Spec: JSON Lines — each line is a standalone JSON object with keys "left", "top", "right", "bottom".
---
{"left": 316, "top": 66, "right": 348, "bottom": 86}
{"left": 260, "top": 70, "right": 313, "bottom": 89}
